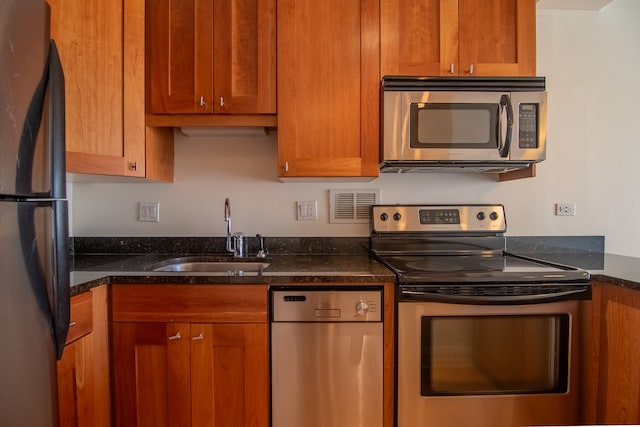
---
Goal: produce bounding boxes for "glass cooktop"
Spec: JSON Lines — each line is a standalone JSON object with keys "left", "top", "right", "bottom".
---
{"left": 378, "top": 253, "right": 590, "bottom": 284}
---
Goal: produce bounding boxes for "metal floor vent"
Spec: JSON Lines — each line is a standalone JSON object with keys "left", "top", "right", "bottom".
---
{"left": 329, "top": 189, "right": 380, "bottom": 224}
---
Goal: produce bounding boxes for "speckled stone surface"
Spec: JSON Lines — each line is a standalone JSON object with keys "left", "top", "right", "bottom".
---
{"left": 506, "top": 235, "right": 605, "bottom": 255}
{"left": 71, "top": 236, "right": 371, "bottom": 256}
{"left": 69, "top": 237, "right": 395, "bottom": 296}
{"left": 584, "top": 254, "right": 640, "bottom": 290}
{"left": 70, "top": 236, "right": 640, "bottom": 296}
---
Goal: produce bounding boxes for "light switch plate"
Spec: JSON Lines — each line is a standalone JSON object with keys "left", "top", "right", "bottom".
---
{"left": 297, "top": 200, "right": 317, "bottom": 221}
{"left": 139, "top": 202, "right": 160, "bottom": 222}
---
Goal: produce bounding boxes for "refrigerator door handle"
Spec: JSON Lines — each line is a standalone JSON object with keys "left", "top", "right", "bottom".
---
{"left": 52, "top": 200, "right": 70, "bottom": 359}
{"left": 48, "top": 41, "right": 66, "bottom": 200}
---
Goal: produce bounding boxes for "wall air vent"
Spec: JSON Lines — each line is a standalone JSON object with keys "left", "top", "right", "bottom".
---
{"left": 329, "top": 189, "right": 380, "bottom": 224}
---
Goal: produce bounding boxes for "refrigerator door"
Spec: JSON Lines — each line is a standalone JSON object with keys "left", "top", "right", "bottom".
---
{"left": 1, "top": 0, "right": 66, "bottom": 200}
{"left": 0, "top": 199, "right": 69, "bottom": 426}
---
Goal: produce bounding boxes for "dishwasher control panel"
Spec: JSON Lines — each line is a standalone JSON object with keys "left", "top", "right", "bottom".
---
{"left": 271, "top": 288, "right": 383, "bottom": 322}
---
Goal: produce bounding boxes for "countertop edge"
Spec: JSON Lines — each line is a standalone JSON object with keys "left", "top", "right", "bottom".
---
{"left": 70, "top": 252, "right": 640, "bottom": 297}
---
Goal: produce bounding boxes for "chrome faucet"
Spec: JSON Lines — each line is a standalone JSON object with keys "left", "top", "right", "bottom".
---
{"left": 256, "top": 234, "right": 268, "bottom": 258}
{"left": 224, "top": 198, "right": 244, "bottom": 257}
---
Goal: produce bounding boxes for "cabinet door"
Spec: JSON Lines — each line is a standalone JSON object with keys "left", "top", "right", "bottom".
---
{"left": 49, "top": 0, "right": 173, "bottom": 179}
{"left": 381, "top": 0, "right": 458, "bottom": 76}
{"left": 277, "top": 0, "right": 380, "bottom": 177}
{"left": 213, "top": 0, "right": 276, "bottom": 114}
{"left": 57, "top": 337, "right": 91, "bottom": 427}
{"left": 588, "top": 282, "right": 640, "bottom": 424}
{"left": 458, "top": 0, "right": 536, "bottom": 76}
{"left": 148, "top": 0, "right": 276, "bottom": 115}
{"left": 49, "top": 0, "right": 126, "bottom": 173}
{"left": 56, "top": 287, "right": 111, "bottom": 427}
{"left": 191, "top": 323, "right": 269, "bottom": 427}
{"left": 112, "top": 322, "right": 191, "bottom": 427}
{"left": 147, "top": 0, "right": 213, "bottom": 114}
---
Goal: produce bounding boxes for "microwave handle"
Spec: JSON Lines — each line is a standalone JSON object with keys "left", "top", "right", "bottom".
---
{"left": 498, "top": 94, "right": 514, "bottom": 158}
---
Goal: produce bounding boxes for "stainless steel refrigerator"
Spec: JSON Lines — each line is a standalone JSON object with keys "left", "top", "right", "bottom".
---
{"left": 0, "top": 0, "right": 70, "bottom": 426}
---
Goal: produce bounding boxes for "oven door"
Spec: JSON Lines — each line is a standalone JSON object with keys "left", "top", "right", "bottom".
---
{"left": 397, "top": 300, "right": 580, "bottom": 427}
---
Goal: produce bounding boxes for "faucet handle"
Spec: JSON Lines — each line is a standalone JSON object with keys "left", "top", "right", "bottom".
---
{"left": 256, "top": 234, "right": 268, "bottom": 258}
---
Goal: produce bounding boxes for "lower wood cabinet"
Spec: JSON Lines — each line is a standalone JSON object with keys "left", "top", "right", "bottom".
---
{"left": 111, "top": 284, "right": 268, "bottom": 427}
{"left": 57, "top": 285, "right": 111, "bottom": 427}
{"left": 582, "top": 280, "right": 640, "bottom": 424}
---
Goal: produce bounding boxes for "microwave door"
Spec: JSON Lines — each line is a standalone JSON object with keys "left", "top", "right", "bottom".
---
{"left": 399, "top": 91, "right": 507, "bottom": 162}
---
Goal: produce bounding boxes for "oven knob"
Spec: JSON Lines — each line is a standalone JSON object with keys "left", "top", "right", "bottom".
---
{"left": 356, "top": 301, "right": 369, "bottom": 316}
{"left": 476, "top": 212, "right": 486, "bottom": 221}
{"left": 393, "top": 212, "right": 402, "bottom": 221}
{"left": 490, "top": 211, "right": 499, "bottom": 221}
{"left": 380, "top": 213, "right": 388, "bottom": 221}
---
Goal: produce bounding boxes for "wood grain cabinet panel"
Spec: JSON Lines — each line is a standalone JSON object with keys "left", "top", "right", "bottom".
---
{"left": 146, "top": 0, "right": 276, "bottom": 122}
{"left": 56, "top": 286, "right": 111, "bottom": 427}
{"left": 276, "top": 0, "right": 380, "bottom": 177}
{"left": 381, "top": 0, "right": 536, "bottom": 77}
{"left": 49, "top": 0, "right": 174, "bottom": 180}
{"left": 582, "top": 281, "right": 640, "bottom": 425}
{"left": 112, "top": 284, "right": 269, "bottom": 427}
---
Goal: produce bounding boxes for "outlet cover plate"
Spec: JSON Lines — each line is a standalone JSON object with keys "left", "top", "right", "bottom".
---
{"left": 556, "top": 203, "right": 576, "bottom": 216}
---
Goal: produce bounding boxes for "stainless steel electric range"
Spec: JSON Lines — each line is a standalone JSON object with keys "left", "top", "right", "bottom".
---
{"left": 370, "top": 204, "right": 590, "bottom": 303}
{"left": 370, "top": 204, "right": 590, "bottom": 427}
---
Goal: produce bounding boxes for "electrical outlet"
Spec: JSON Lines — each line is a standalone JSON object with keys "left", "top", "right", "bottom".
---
{"left": 556, "top": 203, "right": 576, "bottom": 216}
{"left": 139, "top": 202, "right": 160, "bottom": 222}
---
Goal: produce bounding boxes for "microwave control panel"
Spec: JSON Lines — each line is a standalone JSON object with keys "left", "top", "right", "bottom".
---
{"left": 518, "top": 103, "right": 539, "bottom": 149}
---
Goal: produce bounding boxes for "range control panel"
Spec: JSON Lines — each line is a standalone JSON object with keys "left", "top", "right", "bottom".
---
{"left": 372, "top": 204, "right": 506, "bottom": 233}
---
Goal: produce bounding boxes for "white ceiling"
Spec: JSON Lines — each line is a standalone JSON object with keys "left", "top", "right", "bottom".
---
{"left": 536, "top": 0, "right": 614, "bottom": 10}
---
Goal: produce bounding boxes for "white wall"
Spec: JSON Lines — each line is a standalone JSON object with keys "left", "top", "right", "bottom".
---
{"left": 70, "top": 0, "right": 640, "bottom": 257}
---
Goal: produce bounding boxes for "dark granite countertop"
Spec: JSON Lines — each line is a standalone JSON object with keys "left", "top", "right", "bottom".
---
{"left": 68, "top": 236, "right": 640, "bottom": 296}
{"left": 70, "top": 253, "right": 396, "bottom": 296}
{"left": 586, "top": 254, "right": 640, "bottom": 290}
{"left": 509, "top": 251, "right": 640, "bottom": 291}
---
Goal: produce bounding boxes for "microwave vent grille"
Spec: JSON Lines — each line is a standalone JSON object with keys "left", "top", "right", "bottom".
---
{"left": 329, "top": 189, "right": 380, "bottom": 224}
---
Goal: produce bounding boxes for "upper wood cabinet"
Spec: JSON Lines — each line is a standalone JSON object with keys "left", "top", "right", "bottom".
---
{"left": 146, "top": 0, "right": 277, "bottom": 126}
{"left": 381, "top": 0, "right": 536, "bottom": 77}
{"left": 277, "top": 0, "right": 380, "bottom": 178}
{"left": 49, "top": 0, "right": 174, "bottom": 181}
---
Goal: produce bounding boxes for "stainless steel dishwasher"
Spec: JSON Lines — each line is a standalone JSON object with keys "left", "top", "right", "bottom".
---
{"left": 270, "top": 287, "right": 383, "bottom": 427}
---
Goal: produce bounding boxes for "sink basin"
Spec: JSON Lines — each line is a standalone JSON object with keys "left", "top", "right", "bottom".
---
{"left": 148, "top": 257, "right": 270, "bottom": 273}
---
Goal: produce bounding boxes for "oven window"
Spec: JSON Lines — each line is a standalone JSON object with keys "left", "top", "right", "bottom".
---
{"left": 421, "top": 314, "right": 569, "bottom": 395}
{"left": 410, "top": 103, "right": 498, "bottom": 148}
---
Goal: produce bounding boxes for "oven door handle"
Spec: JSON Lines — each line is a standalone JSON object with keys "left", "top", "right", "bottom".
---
{"left": 401, "top": 288, "right": 590, "bottom": 305}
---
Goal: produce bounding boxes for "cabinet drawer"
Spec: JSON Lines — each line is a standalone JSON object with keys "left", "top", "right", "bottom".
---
{"left": 66, "top": 292, "right": 93, "bottom": 345}
{"left": 111, "top": 284, "right": 268, "bottom": 323}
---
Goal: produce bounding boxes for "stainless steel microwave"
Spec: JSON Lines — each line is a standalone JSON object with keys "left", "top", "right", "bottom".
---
{"left": 380, "top": 76, "right": 547, "bottom": 173}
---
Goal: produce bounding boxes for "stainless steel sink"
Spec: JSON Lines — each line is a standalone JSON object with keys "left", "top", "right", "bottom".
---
{"left": 147, "top": 257, "right": 270, "bottom": 273}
